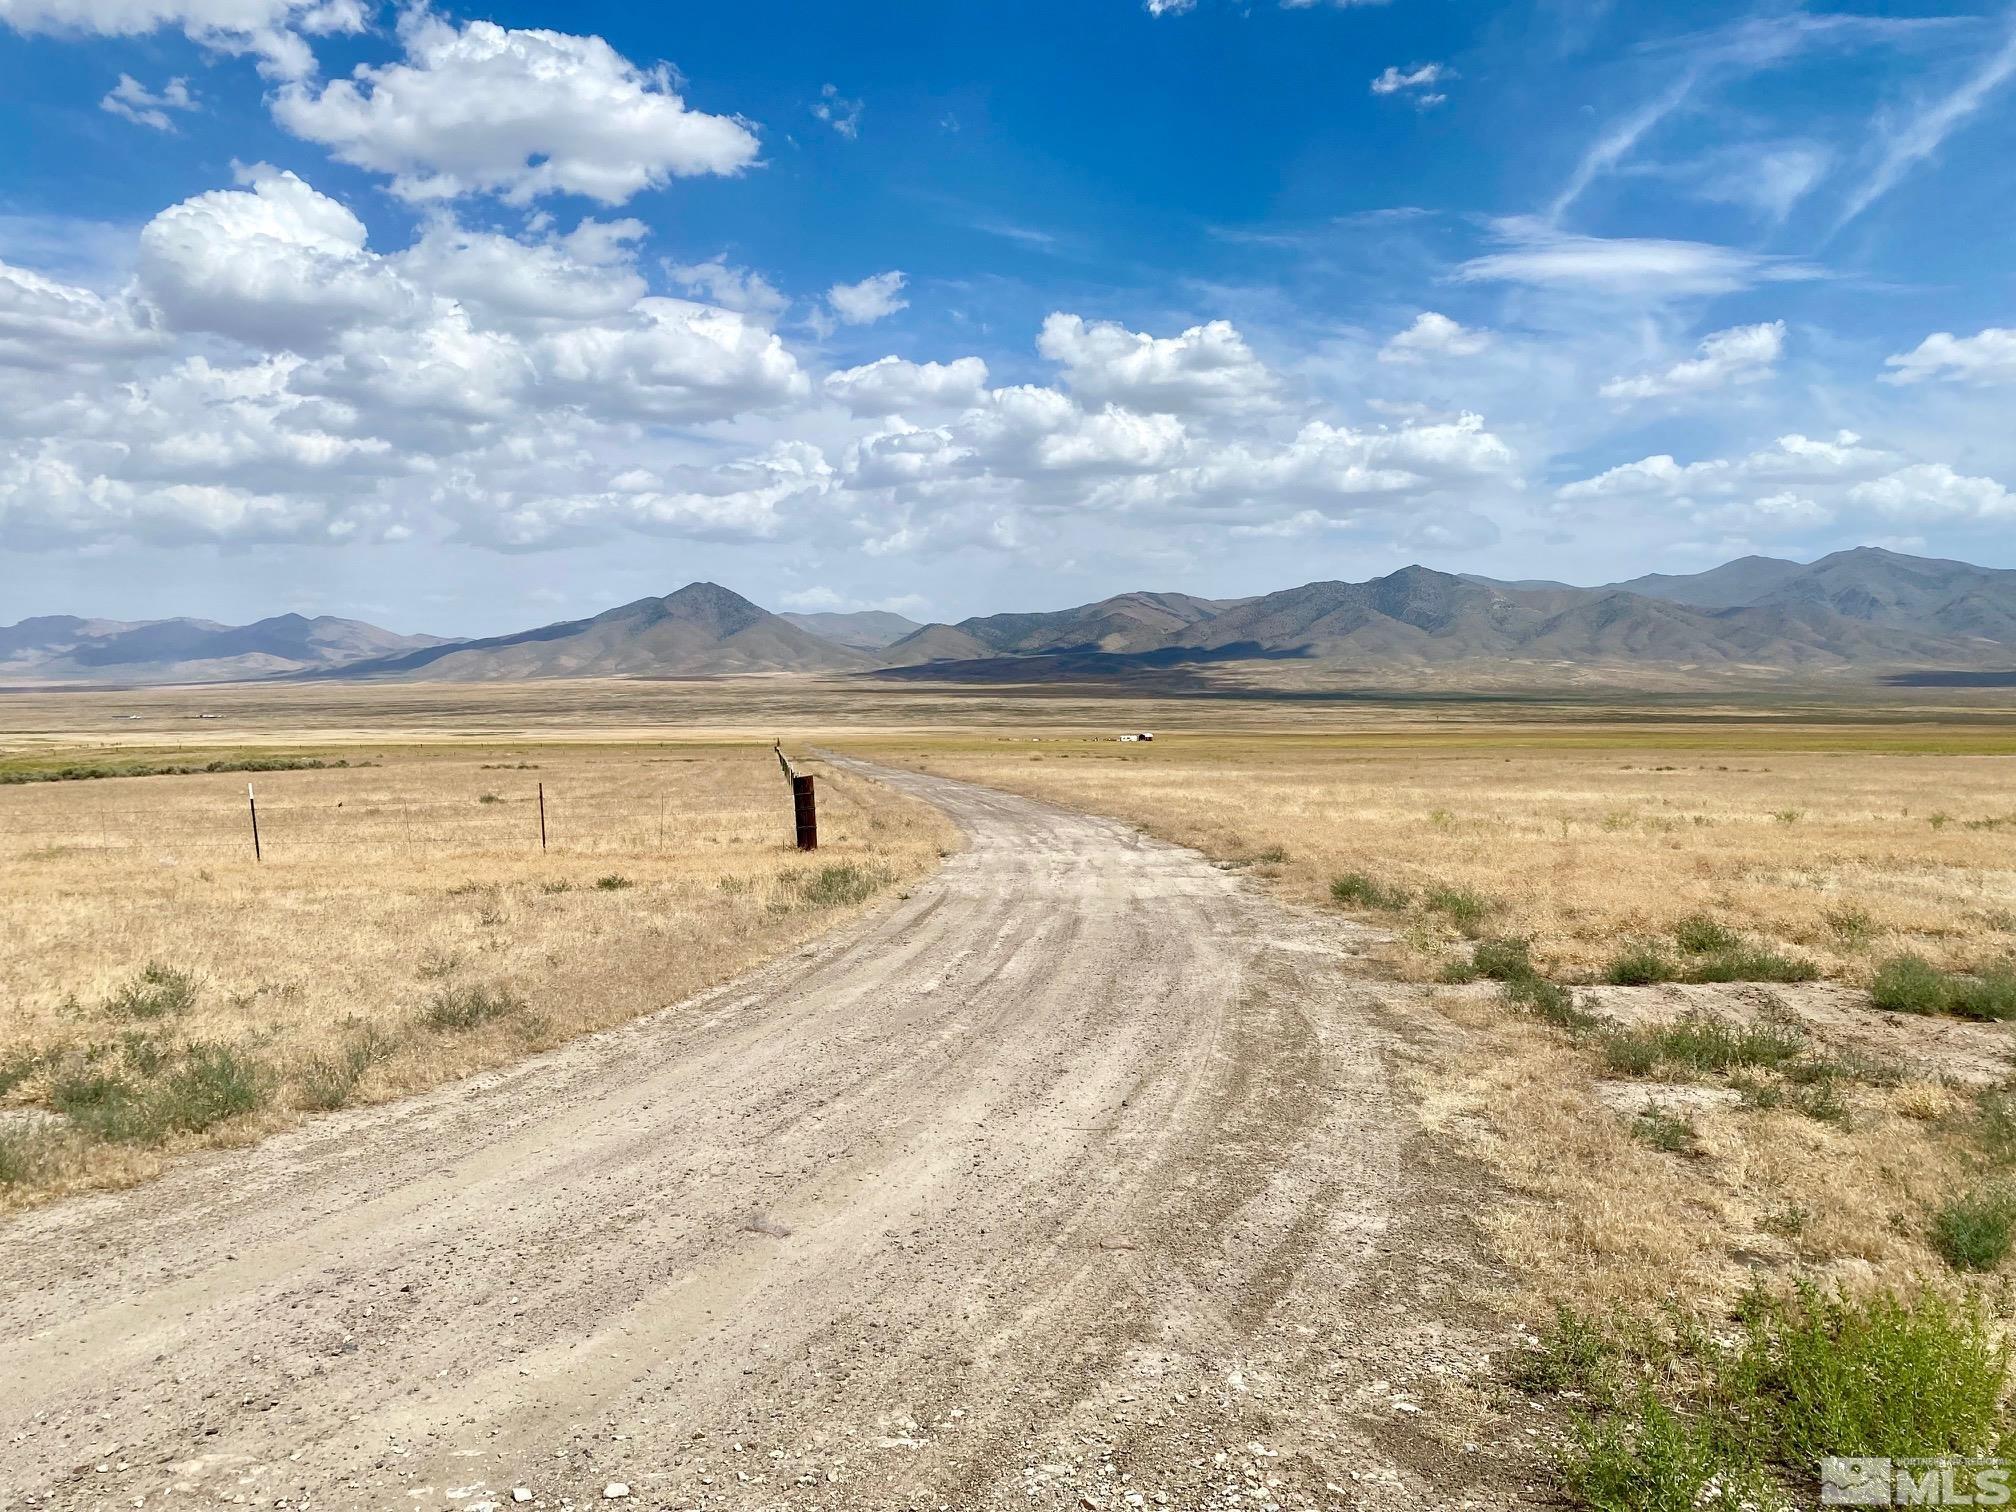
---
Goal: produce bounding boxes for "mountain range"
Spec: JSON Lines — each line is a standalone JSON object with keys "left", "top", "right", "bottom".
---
{"left": 0, "top": 613, "right": 448, "bottom": 684}
{"left": 776, "top": 610, "right": 923, "bottom": 651}
{"left": 6, "top": 547, "right": 2013, "bottom": 687}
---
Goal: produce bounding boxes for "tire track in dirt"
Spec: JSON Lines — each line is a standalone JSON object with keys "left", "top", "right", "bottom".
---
{"left": 0, "top": 756, "right": 1504, "bottom": 1510}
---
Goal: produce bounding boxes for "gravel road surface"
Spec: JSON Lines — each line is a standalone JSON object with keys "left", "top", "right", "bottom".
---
{"left": 0, "top": 758, "right": 1496, "bottom": 1511}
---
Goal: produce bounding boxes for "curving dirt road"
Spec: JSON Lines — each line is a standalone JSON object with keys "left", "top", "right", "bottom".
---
{"left": 0, "top": 758, "right": 1498, "bottom": 1512}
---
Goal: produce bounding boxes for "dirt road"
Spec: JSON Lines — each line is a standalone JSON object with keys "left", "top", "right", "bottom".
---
{"left": 0, "top": 759, "right": 1499, "bottom": 1511}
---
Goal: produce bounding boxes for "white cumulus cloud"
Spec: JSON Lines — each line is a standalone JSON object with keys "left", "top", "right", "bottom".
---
{"left": 825, "top": 271, "right": 909, "bottom": 327}
{"left": 1037, "top": 312, "right": 1279, "bottom": 416}
{"left": 137, "top": 166, "right": 422, "bottom": 350}
{"left": 1883, "top": 328, "right": 2016, "bottom": 386}
{"left": 0, "top": 259, "right": 162, "bottom": 370}
{"left": 1600, "top": 320, "right": 1785, "bottom": 402}
{"left": 1846, "top": 463, "right": 2015, "bottom": 522}
{"left": 1557, "top": 431, "right": 2012, "bottom": 533}
{"left": 664, "top": 256, "right": 787, "bottom": 323}
{"left": 1379, "top": 311, "right": 1489, "bottom": 365}
{"left": 824, "top": 356, "right": 989, "bottom": 417}
{"left": 0, "top": 0, "right": 364, "bottom": 79}
{"left": 272, "top": 9, "right": 761, "bottom": 204}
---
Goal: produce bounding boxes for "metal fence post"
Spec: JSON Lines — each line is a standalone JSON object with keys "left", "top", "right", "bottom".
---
{"left": 774, "top": 743, "right": 818, "bottom": 851}
{"left": 792, "top": 773, "right": 818, "bottom": 852}
{"left": 247, "top": 783, "right": 263, "bottom": 863}
{"left": 538, "top": 782, "right": 548, "bottom": 853}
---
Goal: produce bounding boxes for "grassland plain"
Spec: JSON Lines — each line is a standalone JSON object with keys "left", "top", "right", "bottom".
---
{"left": 871, "top": 726, "right": 2016, "bottom": 1505}
{"left": 9, "top": 677, "right": 2016, "bottom": 1504}
{"left": 0, "top": 741, "right": 955, "bottom": 1208}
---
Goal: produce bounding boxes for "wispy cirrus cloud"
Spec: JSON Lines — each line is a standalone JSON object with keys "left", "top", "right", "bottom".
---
{"left": 1834, "top": 14, "right": 2016, "bottom": 230}
{"left": 1457, "top": 218, "right": 1822, "bottom": 298}
{"left": 1549, "top": 9, "right": 1972, "bottom": 222}
{"left": 1549, "top": 68, "right": 1699, "bottom": 220}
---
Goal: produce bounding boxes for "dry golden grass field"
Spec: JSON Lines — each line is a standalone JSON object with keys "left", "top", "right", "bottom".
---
{"left": 871, "top": 730, "right": 2016, "bottom": 983}
{"left": 0, "top": 739, "right": 954, "bottom": 1208}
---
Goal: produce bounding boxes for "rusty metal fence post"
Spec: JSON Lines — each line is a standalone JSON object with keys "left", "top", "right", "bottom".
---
{"left": 774, "top": 743, "right": 819, "bottom": 852}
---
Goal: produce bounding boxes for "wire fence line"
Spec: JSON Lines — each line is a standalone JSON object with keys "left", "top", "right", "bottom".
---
{"left": 0, "top": 791, "right": 776, "bottom": 863}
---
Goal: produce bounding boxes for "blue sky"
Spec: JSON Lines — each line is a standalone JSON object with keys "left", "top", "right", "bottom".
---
{"left": 2, "top": 0, "right": 2015, "bottom": 634}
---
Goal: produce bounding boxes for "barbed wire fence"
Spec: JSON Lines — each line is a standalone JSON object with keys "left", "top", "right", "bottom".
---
{"left": 0, "top": 761, "right": 833, "bottom": 864}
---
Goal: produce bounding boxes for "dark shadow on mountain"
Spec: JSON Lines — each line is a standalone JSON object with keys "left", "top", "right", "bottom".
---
{"left": 1883, "top": 669, "right": 2016, "bottom": 688}
{"left": 867, "top": 640, "right": 1314, "bottom": 685}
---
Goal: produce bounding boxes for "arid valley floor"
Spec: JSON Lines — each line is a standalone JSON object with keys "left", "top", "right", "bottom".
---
{"left": 3, "top": 674, "right": 2014, "bottom": 1510}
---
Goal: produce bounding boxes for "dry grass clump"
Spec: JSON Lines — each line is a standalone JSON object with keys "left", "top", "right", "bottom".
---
{"left": 0, "top": 745, "right": 952, "bottom": 1208}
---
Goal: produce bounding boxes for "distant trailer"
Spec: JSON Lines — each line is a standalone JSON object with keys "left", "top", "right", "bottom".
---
{"left": 1118, "top": 732, "right": 1155, "bottom": 743}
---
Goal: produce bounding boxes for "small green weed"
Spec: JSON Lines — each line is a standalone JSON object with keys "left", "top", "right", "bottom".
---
{"left": 1537, "top": 1286, "right": 2009, "bottom": 1509}
{"left": 1929, "top": 1188, "right": 2016, "bottom": 1272}
{"left": 1872, "top": 955, "right": 2016, "bottom": 1021}
{"left": 1328, "top": 872, "right": 1411, "bottom": 910}
{"left": 422, "top": 985, "right": 526, "bottom": 1032}
{"left": 1513, "top": 1306, "right": 1621, "bottom": 1398}
{"left": 49, "top": 1070, "right": 158, "bottom": 1143}
{"left": 1726, "top": 1283, "right": 2011, "bottom": 1463}
{"left": 296, "top": 1022, "right": 403, "bottom": 1112}
{"left": 790, "top": 864, "right": 886, "bottom": 908}
{"left": 1632, "top": 1106, "right": 1700, "bottom": 1155}
{"left": 103, "top": 963, "right": 197, "bottom": 1021}
{"left": 1565, "top": 1394, "right": 1780, "bottom": 1512}
{"left": 1607, "top": 945, "right": 1677, "bottom": 986}
{"left": 1423, "top": 886, "right": 1495, "bottom": 935}
{"left": 1600, "top": 1012, "right": 1807, "bottom": 1079}
{"left": 1969, "top": 1090, "right": 2016, "bottom": 1165}
{"left": 1507, "top": 974, "right": 1596, "bottom": 1029}
{"left": 1470, "top": 936, "right": 1536, "bottom": 982}
{"left": 1672, "top": 915, "right": 1742, "bottom": 955}
{"left": 1684, "top": 947, "right": 1819, "bottom": 985}
{"left": 1792, "top": 1077, "right": 1853, "bottom": 1128}
{"left": 156, "top": 1045, "right": 267, "bottom": 1132}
